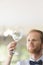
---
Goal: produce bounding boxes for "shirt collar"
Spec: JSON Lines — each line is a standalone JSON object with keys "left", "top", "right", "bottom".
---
{"left": 30, "top": 55, "right": 43, "bottom": 61}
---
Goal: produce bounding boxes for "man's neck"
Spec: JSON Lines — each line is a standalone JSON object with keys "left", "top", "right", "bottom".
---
{"left": 30, "top": 51, "right": 42, "bottom": 60}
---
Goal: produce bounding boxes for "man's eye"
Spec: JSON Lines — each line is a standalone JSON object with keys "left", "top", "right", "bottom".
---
{"left": 28, "top": 39, "right": 30, "bottom": 41}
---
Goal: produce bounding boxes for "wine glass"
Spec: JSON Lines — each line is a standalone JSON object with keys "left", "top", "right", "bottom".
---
{"left": 3, "top": 29, "right": 23, "bottom": 55}
{"left": 10, "top": 31, "right": 23, "bottom": 55}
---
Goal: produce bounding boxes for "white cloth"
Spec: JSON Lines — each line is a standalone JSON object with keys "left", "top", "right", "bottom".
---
{"left": 16, "top": 59, "right": 30, "bottom": 65}
{"left": 16, "top": 55, "right": 43, "bottom": 65}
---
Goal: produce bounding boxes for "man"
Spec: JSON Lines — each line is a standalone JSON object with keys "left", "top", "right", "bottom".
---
{"left": 4, "top": 29, "right": 43, "bottom": 65}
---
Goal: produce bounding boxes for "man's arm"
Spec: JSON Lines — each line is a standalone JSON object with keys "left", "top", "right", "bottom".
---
{"left": 3, "top": 54, "right": 13, "bottom": 65}
{"left": 3, "top": 41, "right": 17, "bottom": 65}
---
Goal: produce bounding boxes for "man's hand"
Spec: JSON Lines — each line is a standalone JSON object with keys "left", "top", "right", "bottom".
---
{"left": 7, "top": 41, "right": 17, "bottom": 55}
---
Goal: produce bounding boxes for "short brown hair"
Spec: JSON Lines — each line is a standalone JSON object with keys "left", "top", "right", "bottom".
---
{"left": 27, "top": 29, "right": 43, "bottom": 43}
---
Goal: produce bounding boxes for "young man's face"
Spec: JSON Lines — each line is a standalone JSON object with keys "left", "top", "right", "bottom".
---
{"left": 27, "top": 32, "right": 43, "bottom": 54}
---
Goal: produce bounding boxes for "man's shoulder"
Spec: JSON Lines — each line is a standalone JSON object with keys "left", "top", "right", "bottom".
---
{"left": 16, "top": 59, "right": 30, "bottom": 65}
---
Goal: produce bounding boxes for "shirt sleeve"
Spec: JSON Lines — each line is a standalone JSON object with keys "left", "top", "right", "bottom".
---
{"left": 16, "top": 60, "right": 28, "bottom": 65}
{"left": 16, "top": 61, "right": 21, "bottom": 65}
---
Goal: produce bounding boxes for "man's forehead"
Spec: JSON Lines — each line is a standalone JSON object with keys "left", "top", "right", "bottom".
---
{"left": 28, "top": 31, "right": 41, "bottom": 36}
{"left": 27, "top": 29, "right": 43, "bottom": 36}
{"left": 27, "top": 31, "right": 41, "bottom": 39}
